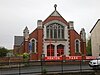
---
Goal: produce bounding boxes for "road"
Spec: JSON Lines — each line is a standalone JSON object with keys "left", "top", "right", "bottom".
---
{"left": 0, "top": 64, "right": 92, "bottom": 75}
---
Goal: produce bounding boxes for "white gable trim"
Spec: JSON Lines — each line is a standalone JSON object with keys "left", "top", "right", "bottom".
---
{"left": 51, "top": 11, "right": 60, "bottom": 16}
{"left": 44, "top": 20, "right": 67, "bottom": 27}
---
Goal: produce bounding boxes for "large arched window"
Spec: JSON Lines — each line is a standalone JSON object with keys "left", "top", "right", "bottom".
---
{"left": 46, "top": 23, "right": 64, "bottom": 39}
{"left": 47, "top": 44, "right": 54, "bottom": 56}
{"left": 75, "top": 39, "right": 80, "bottom": 53}
{"left": 57, "top": 44, "right": 64, "bottom": 56}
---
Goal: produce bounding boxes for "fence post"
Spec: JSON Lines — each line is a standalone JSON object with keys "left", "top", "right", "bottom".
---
{"left": 19, "top": 62, "right": 21, "bottom": 75}
{"left": 41, "top": 54, "right": 45, "bottom": 74}
{"left": 0, "top": 62, "right": 2, "bottom": 75}
{"left": 41, "top": 58, "right": 43, "bottom": 74}
{"left": 61, "top": 59, "right": 63, "bottom": 75}
{"left": 80, "top": 59, "right": 82, "bottom": 75}
{"left": 61, "top": 55, "right": 65, "bottom": 75}
{"left": 80, "top": 55, "right": 84, "bottom": 75}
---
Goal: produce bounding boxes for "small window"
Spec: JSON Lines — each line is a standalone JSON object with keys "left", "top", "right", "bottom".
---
{"left": 75, "top": 40, "right": 80, "bottom": 53}
{"left": 32, "top": 40, "right": 35, "bottom": 52}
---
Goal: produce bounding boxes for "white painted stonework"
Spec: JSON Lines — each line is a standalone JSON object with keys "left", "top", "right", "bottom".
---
{"left": 43, "top": 20, "right": 70, "bottom": 56}
{"left": 51, "top": 11, "right": 60, "bottom": 16}
{"left": 91, "top": 20, "right": 100, "bottom": 56}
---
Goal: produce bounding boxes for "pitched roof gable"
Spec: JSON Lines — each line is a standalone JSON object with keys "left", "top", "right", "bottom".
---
{"left": 43, "top": 4, "right": 68, "bottom": 25}
{"left": 90, "top": 19, "right": 100, "bottom": 33}
{"left": 14, "top": 36, "right": 24, "bottom": 45}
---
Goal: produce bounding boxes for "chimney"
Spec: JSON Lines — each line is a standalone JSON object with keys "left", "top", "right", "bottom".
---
{"left": 37, "top": 20, "right": 42, "bottom": 29}
{"left": 69, "top": 21, "right": 74, "bottom": 30}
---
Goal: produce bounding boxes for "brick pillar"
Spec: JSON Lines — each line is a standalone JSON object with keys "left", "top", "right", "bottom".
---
{"left": 37, "top": 29, "right": 43, "bottom": 60}
{"left": 83, "top": 42, "right": 86, "bottom": 56}
{"left": 23, "top": 39, "right": 29, "bottom": 53}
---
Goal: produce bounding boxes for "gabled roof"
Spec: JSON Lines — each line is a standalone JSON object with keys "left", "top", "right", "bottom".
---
{"left": 43, "top": 4, "right": 68, "bottom": 25}
{"left": 50, "top": 4, "right": 61, "bottom": 17}
{"left": 90, "top": 19, "right": 100, "bottom": 33}
{"left": 14, "top": 36, "right": 24, "bottom": 45}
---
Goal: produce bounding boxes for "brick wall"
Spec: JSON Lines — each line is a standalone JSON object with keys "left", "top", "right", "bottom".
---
{"left": 0, "top": 57, "right": 23, "bottom": 62}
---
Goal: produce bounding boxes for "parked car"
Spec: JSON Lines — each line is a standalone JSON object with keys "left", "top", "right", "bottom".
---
{"left": 89, "top": 57, "right": 100, "bottom": 69}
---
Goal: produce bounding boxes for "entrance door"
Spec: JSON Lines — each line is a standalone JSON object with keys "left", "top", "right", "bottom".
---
{"left": 57, "top": 44, "right": 64, "bottom": 56}
{"left": 47, "top": 44, "right": 54, "bottom": 56}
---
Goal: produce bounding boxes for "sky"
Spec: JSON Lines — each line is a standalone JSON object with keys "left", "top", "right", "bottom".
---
{"left": 0, "top": 0, "right": 100, "bottom": 49}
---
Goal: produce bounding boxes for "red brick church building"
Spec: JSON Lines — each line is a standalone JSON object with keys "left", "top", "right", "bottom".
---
{"left": 14, "top": 4, "right": 86, "bottom": 60}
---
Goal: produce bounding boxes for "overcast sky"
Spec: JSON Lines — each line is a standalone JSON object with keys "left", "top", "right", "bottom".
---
{"left": 0, "top": 0, "right": 100, "bottom": 49}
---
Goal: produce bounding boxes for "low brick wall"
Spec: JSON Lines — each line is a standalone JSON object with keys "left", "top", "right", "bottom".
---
{"left": 42, "top": 60, "right": 90, "bottom": 66}
{"left": 30, "top": 53, "right": 38, "bottom": 60}
{"left": 0, "top": 57, "right": 23, "bottom": 63}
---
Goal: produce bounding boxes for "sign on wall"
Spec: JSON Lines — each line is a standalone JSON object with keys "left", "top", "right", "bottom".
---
{"left": 45, "top": 56, "right": 96, "bottom": 60}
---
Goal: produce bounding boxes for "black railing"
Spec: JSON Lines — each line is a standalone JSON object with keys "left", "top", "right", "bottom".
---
{"left": 0, "top": 60, "right": 96, "bottom": 75}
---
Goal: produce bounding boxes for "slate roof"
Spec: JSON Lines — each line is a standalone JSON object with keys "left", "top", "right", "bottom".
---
{"left": 14, "top": 36, "right": 24, "bottom": 45}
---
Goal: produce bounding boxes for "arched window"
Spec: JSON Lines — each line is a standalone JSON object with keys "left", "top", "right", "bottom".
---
{"left": 29, "top": 39, "right": 36, "bottom": 53}
{"left": 46, "top": 23, "right": 64, "bottom": 39}
{"left": 57, "top": 44, "right": 64, "bottom": 56}
{"left": 47, "top": 44, "right": 54, "bottom": 56}
{"left": 75, "top": 40, "right": 80, "bottom": 53}
{"left": 32, "top": 40, "right": 35, "bottom": 52}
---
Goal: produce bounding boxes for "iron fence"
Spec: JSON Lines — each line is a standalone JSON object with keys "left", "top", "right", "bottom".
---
{"left": 0, "top": 59, "right": 95, "bottom": 75}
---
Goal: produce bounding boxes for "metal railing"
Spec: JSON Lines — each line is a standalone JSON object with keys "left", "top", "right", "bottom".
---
{"left": 0, "top": 60, "right": 95, "bottom": 75}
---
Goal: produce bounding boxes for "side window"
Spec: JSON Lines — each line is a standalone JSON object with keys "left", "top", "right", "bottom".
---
{"left": 29, "top": 39, "right": 36, "bottom": 53}
{"left": 32, "top": 40, "right": 35, "bottom": 52}
{"left": 75, "top": 39, "right": 80, "bottom": 53}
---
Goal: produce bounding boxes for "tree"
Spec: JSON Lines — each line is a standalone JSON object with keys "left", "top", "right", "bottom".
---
{"left": 0, "top": 47, "right": 8, "bottom": 57}
{"left": 86, "top": 37, "right": 92, "bottom": 56}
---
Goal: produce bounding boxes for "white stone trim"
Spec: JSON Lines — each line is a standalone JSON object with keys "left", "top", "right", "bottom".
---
{"left": 44, "top": 20, "right": 67, "bottom": 27}
{"left": 43, "top": 44, "right": 47, "bottom": 56}
{"left": 44, "top": 26, "right": 46, "bottom": 39}
{"left": 65, "top": 40, "right": 70, "bottom": 56}
{"left": 44, "top": 20, "right": 68, "bottom": 39}
{"left": 54, "top": 44, "right": 57, "bottom": 56}
{"left": 43, "top": 20, "right": 70, "bottom": 56}
{"left": 65, "top": 26, "right": 69, "bottom": 39}
{"left": 51, "top": 11, "right": 60, "bottom": 16}
{"left": 43, "top": 41, "right": 70, "bottom": 56}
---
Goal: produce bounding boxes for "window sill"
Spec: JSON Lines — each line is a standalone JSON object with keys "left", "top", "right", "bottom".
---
{"left": 44, "top": 38, "right": 67, "bottom": 41}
